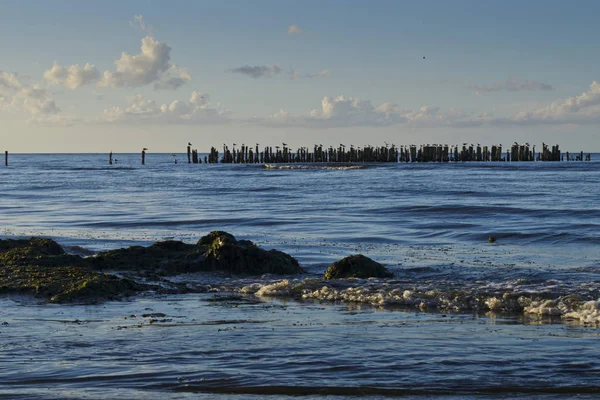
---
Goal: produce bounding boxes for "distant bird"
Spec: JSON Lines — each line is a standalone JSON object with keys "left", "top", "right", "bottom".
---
{"left": 143, "top": 147, "right": 148, "bottom": 151}
{"left": 282, "top": 142, "right": 288, "bottom": 146}
{"left": 233, "top": 143, "right": 237, "bottom": 146}
{"left": 188, "top": 142, "right": 192, "bottom": 146}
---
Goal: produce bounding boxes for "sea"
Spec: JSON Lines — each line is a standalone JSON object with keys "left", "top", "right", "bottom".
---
{"left": 1, "top": 153, "right": 599, "bottom": 399}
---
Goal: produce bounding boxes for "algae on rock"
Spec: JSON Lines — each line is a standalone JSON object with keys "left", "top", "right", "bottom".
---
{"left": 0, "top": 238, "right": 143, "bottom": 303}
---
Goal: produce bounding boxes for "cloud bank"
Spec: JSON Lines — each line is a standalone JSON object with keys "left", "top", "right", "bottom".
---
{"left": 101, "top": 91, "right": 229, "bottom": 125}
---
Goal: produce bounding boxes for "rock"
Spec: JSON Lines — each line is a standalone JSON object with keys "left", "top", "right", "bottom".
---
{"left": 91, "top": 231, "right": 303, "bottom": 275}
{"left": 0, "top": 237, "right": 85, "bottom": 268}
{"left": 0, "top": 237, "right": 145, "bottom": 303}
{"left": 0, "top": 231, "right": 304, "bottom": 303}
{"left": 89, "top": 240, "right": 205, "bottom": 274}
{"left": 201, "top": 231, "right": 304, "bottom": 275}
{"left": 324, "top": 254, "right": 392, "bottom": 279}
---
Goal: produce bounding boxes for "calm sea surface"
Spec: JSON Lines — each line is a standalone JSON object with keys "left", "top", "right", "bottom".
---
{"left": 1, "top": 153, "right": 599, "bottom": 398}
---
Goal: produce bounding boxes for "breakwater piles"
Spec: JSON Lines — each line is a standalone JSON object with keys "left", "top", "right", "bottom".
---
{"left": 190, "top": 142, "right": 590, "bottom": 164}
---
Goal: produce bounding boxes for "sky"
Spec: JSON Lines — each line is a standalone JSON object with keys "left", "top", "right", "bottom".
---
{"left": 1, "top": 0, "right": 599, "bottom": 153}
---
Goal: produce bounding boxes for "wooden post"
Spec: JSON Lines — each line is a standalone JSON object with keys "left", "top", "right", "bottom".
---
{"left": 109, "top": 151, "right": 113, "bottom": 165}
{"left": 142, "top": 150, "right": 146, "bottom": 165}
{"left": 4, "top": 151, "right": 7, "bottom": 166}
{"left": 187, "top": 145, "right": 191, "bottom": 163}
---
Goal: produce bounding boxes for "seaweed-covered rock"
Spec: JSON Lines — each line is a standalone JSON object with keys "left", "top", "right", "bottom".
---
{"left": 0, "top": 264, "right": 142, "bottom": 303}
{"left": 324, "top": 254, "right": 393, "bottom": 280}
{"left": 90, "top": 232, "right": 303, "bottom": 275}
{"left": 201, "top": 231, "right": 304, "bottom": 275}
{"left": 0, "top": 237, "right": 85, "bottom": 268}
{"left": 0, "top": 238, "right": 145, "bottom": 303}
{"left": 89, "top": 240, "right": 205, "bottom": 274}
{"left": 0, "top": 231, "right": 304, "bottom": 303}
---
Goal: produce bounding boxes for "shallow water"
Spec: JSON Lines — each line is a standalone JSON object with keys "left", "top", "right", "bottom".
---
{"left": 1, "top": 295, "right": 600, "bottom": 399}
{"left": 1, "top": 153, "right": 599, "bottom": 397}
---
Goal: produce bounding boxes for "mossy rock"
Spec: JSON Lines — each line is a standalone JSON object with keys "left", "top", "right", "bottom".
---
{"left": 0, "top": 263, "right": 144, "bottom": 303}
{"left": 0, "top": 238, "right": 86, "bottom": 268}
{"left": 324, "top": 254, "right": 393, "bottom": 279}
{"left": 0, "top": 237, "right": 145, "bottom": 303}
{"left": 90, "top": 232, "right": 303, "bottom": 275}
{"left": 201, "top": 231, "right": 304, "bottom": 275}
{"left": 89, "top": 240, "right": 206, "bottom": 274}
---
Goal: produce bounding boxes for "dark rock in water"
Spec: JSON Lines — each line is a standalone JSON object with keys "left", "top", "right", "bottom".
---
{"left": 324, "top": 254, "right": 393, "bottom": 279}
{"left": 91, "top": 231, "right": 303, "bottom": 275}
{"left": 0, "top": 237, "right": 85, "bottom": 268}
{"left": 0, "top": 231, "right": 303, "bottom": 304}
{"left": 0, "top": 238, "right": 144, "bottom": 303}
{"left": 89, "top": 240, "right": 205, "bottom": 274}
{"left": 200, "top": 231, "right": 304, "bottom": 275}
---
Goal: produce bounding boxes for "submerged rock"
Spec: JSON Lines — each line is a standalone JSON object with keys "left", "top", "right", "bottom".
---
{"left": 200, "top": 231, "right": 304, "bottom": 275}
{"left": 324, "top": 254, "right": 393, "bottom": 280}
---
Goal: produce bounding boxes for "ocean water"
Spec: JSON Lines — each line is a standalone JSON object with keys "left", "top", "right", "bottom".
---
{"left": 1, "top": 153, "right": 599, "bottom": 398}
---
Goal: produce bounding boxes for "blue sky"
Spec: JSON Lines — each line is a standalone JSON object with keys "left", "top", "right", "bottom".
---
{"left": 1, "top": 0, "right": 599, "bottom": 152}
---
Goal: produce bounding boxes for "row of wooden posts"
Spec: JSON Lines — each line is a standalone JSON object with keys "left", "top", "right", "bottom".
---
{"left": 173, "top": 142, "right": 590, "bottom": 164}
{"left": 0, "top": 144, "right": 592, "bottom": 167}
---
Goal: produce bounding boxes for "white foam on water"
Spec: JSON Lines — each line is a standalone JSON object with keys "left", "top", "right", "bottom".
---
{"left": 255, "top": 280, "right": 293, "bottom": 297}
{"left": 564, "top": 299, "right": 600, "bottom": 324}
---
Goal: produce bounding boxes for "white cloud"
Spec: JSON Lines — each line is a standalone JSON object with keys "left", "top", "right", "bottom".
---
{"left": 468, "top": 78, "right": 554, "bottom": 94}
{"left": 101, "top": 91, "right": 229, "bottom": 124}
{"left": 130, "top": 14, "right": 153, "bottom": 36}
{"left": 100, "top": 36, "right": 190, "bottom": 90}
{"left": 512, "top": 81, "right": 600, "bottom": 125}
{"left": 153, "top": 65, "right": 192, "bottom": 90}
{"left": 42, "top": 35, "right": 190, "bottom": 91}
{"left": 44, "top": 63, "right": 100, "bottom": 89}
{"left": 287, "top": 24, "right": 304, "bottom": 35}
{"left": 0, "top": 70, "right": 60, "bottom": 116}
{"left": 255, "top": 95, "right": 496, "bottom": 129}
{"left": 228, "top": 65, "right": 282, "bottom": 79}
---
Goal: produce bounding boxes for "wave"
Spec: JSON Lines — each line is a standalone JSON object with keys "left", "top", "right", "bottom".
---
{"left": 264, "top": 163, "right": 370, "bottom": 170}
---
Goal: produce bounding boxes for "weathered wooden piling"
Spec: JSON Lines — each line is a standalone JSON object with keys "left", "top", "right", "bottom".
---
{"left": 201, "top": 141, "right": 572, "bottom": 164}
{"left": 109, "top": 151, "right": 112, "bottom": 165}
{"left": 4, "top": 151, "right": 7, "bottom": 166}
{"left": 142, "top": 149, "right": 146, "bottom": 165}
{"left": 187, "top": 145, "right": 191, "bottom": 164}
